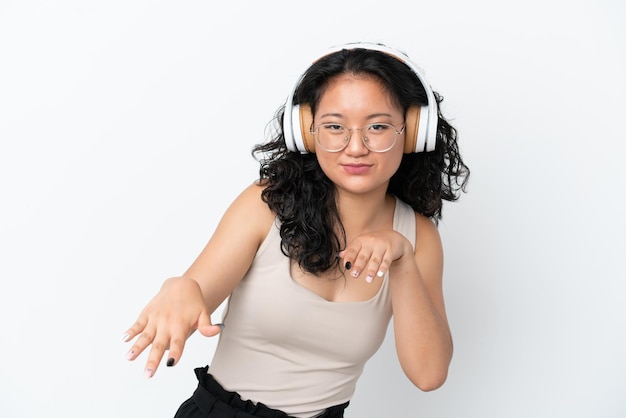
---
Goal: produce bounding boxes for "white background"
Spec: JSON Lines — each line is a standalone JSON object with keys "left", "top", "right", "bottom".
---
{"left": 1, "top": 1, "right": 625, "bottom": 417}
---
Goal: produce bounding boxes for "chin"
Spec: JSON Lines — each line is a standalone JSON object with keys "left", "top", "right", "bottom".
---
{"left": 334, "top": 180, "right": 389, "bottom": 196}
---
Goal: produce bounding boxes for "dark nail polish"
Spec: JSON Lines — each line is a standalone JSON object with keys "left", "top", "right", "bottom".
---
{"left": 166, "top": 357, "right": 175, "bottom": 367}
{"left": 345, "top": 261, "right": 352, "bottom": 270}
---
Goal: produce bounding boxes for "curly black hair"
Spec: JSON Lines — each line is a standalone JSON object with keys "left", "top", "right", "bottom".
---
{"left": 252, "top": 47, "right": 470, "bottom": 274}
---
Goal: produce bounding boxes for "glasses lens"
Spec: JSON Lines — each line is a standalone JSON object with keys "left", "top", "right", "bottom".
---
{"left": 313, "top": 123, "right": 400, "bottom": 152}
{"left": 362, "top": 123, "right": 398, "bottom": 152}
{"left": 315, "top": 124, "right": 349, "bottom": 152}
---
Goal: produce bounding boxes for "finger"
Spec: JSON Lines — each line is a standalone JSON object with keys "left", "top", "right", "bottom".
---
{"left": 121, "top": 313, "right": 149, "bottom": 343}
{"left": 349, "top": 245, "right": 373, "bottom": 279}
{"left": 143, "top": 329, "right": 172, "bottom": 378}
{"left": 125, "top": 324, "right": 157, "bottom": 362}
{"left": 375, "top": 256, "right": 392, "bottom": 280}
{"left": 339, "top": 246, "right": 357, "bottom": 271}
{"left": 364, "top": 247, "right": 387, "bottom": 283}
{"left": 165, "top": 323, "right": 222, "bottom": 371}
{"left": 197, "top": 310, "right": 223, "bottom": 338}
{"left": 164, "top": 327, "right": 190, "bottom": 368}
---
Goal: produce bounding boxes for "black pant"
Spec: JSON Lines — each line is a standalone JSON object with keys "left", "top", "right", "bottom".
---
{"left": 174, "top": 366, "right": 349, "bottom": 418}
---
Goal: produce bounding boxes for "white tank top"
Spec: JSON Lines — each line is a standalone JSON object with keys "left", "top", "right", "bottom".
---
{"left": 208, "top": 197, "right": 416, "bottom": 417}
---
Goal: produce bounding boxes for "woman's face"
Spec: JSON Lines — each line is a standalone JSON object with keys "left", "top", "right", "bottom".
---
{"left": 313, "top": 73, "right": 405, "bottom": 198}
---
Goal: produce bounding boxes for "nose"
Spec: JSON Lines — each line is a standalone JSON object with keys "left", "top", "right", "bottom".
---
{"left": 344, "top": 128, "right": 369, "bottom": 155}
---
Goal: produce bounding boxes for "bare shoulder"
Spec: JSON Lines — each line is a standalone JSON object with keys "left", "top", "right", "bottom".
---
{"left": 230, "top": 181, "right": 272, "bottom": 214}
{"left": 183, "top": 182, "right": 274, "bottom": 310}
{"left": 413, "top": 212, "right": 443, "bottom": 265}
{"left": 185, "top": 181, "right": 273, "bottom": 281}
{"left": 220, "top": 181, "right": 274, "bottom": 244}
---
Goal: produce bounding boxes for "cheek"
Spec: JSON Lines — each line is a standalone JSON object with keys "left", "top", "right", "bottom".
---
{"left": 386, "top": 149, "right": 404, "bottom": 174}
{"left": 315, "top": 153, "right": 335, "bottom": 177}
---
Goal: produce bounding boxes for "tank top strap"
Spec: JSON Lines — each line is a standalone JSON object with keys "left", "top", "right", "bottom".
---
{"left": 392, "top": 196, "right": 417, "bottom": 249}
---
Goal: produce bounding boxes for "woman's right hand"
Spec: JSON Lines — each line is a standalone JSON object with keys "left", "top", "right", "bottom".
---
{"left": 121, "top": 276, "right": 223, "bottom": 378}
{"left": 121, "top": 183, "right": 274, "bottom": 378}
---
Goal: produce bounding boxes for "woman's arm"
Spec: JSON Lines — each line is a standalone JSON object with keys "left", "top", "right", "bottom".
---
{"left": 183, "top": 181, "right": 274, "bottom": 313}
{"left": 122, "top": 182, "right": 274, "bottom": 377}
{"left": 389, "top": 214, "right": 452, "bottom": 391}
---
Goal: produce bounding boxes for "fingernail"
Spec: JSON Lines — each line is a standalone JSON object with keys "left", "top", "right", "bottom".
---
{"left": 366, "top": 275, "right": 374, "bottom": 283}
{"left": 351, "top": 270, "right": 359, "bottom": 278}
{"left": 166, "top": 358, "right": 175, "bottom": 367}
{"left": 120, "top": 333, "right": 129, "bottom": 342}
{"left": 126, "top": 350, "right": 135, "bottom": 361}
{"left": 216, "top": 323, "right": 225, "bottom": 330}
{"left": 345, "top": 261, "right": 352, "bottom": 270}
{"left": 377, "top": 270, "right": 384, "bottom": 278}
{"left": 144, "top": 368, "right": 153, "bottom": 378}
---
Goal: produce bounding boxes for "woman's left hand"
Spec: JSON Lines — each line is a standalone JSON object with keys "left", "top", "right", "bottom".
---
{"left": 339, "top": 230, "right": 413, "bottom": 283}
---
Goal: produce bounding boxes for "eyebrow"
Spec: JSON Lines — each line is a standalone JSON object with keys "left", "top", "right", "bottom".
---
{"left": 317, "top": 112, "right": 395, "bottom": 119}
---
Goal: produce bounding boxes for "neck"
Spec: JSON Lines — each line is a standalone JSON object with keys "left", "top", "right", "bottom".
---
{"left": 336, "top": 189, "right": 394, "bottom": 235}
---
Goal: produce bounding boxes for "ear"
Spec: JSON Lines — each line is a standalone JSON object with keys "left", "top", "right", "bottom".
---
{"left": 299, "top": 104, "right": 316, "bottom": 153}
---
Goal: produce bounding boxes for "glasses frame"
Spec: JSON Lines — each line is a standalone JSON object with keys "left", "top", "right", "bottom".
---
{"left": 310, "top": 122, "right": 405, "bottom": 153}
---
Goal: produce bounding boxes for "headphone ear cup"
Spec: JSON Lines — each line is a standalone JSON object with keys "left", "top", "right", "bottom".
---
{"left": 404, "top": 104, "right": 433, "bottom": 153}
{"left": 404, "top": 106, "right": 420, "bottom": 153}
{"left": 299, "top": 104, "right": 315, "bottom": 153}
{"left": 287, "top": 103, "right": 314, "bottom": 153}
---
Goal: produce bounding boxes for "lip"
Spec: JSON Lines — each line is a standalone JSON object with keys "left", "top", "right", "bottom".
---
{"left": 341, "top": 163, "right": 372, "bottom": 175}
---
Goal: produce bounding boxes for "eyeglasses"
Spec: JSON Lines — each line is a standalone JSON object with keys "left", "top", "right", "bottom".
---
{"left": 310, "top": 122, "right": 405, "bottom": 153}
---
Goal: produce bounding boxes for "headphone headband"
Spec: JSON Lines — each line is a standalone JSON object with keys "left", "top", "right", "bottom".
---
{"left": 283, "top": 42, "right": 438, "bottom": 154}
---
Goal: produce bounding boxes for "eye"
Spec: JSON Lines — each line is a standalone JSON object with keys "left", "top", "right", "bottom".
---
{"left": 321, "top": 124, "right": 346, "bottom": 134}
{"left": 367, "top": 123, "right": 392, "bottom": 134}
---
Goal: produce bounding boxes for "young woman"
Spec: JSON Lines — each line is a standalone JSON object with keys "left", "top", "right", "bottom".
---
{"left": 122, "top": 42, "right": 470, "bottom": 418}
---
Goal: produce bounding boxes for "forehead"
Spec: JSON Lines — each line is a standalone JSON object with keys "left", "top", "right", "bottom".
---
{"left": 322, "top": 72, "right": 388, "bottom": 94}
{"left": 317, "top": 73, "right": 400, "bottom": 114}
